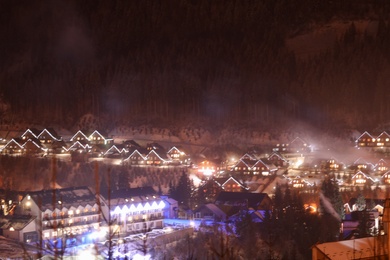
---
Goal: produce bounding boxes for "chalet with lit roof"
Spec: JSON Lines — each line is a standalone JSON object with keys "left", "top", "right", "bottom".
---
{"left": 375, "top": 159, "right": 390, "bottom": 173}
{"left": 325, "top": 157, "right": 344, "bottom": 171}
{"left": 382, "top": 171, "right": 390, "bottom": 184}
{"left": 289, "top": 176, "right": 313, "bottom": 189}
{"left": 63, "top": 141, "right": 91, "bottom": 154}
{"left": 351, "top": 158, "right": 374, "bottom": 172}
{"left": 196, "top": 159, "right": 222, "bottom": 176}
{"left": 16, "top": 186, "right": 101, "bottom": 243}
{"left": 345, "top": 197, "right": 384, "bottom": 213}
{"left": 37, "top": 128, "right": 62, "bottom": 144}
{"left": 355, "top": 131, "right": 376, "bottom": 147}
{"left": 70, "top": 130, "right": 89, "bottom": 143}
{"left": 167, "top": 146, "right": 189, "bottom": 165}
{"left": 20, "top": 128, "right": 41, "bottom": 141}
{"left": 145, "top": 149, "right": 170, "bottom": 166}
{"left": 351, "top": 171, "right": 376, "bottom": 185}
{"left": 375, "top": 131, "right": 390, "bottom": 147}
{"left": 123, "top": 149, "right": 147, "bottom": 165}
{"left": 88, "top": 130, "right": 113, "bottom": 145}
{"left": 252, "top": 159, "right": 277, "bottom": 176}
{"left": 100, "top": 186, "right": 168, "bottom": 235}
{"left": 22, "top": 138, "right": 47, "bottom": 155}
{"left": 103, "top": 144, "right": 128, "bottom": 159}
{"left": 267, "top": 152, "right": 289, "bottom": 167}
{"left": 214, "top": 176, "right": 248, "bottom": 192}
{"left": 230, "top": 158, "right": 255, "bottom": 175}
{"left": 196, "top": 177, "right": 249, "bottom": 204}
{"left": 196, "top": 179, "right": 224, "bottom": 204}
{"left": 273, "top": 137, "right": 311, "bottom": 154}
{"left": 0, "top": 139, "right": 25, "bottom": 155}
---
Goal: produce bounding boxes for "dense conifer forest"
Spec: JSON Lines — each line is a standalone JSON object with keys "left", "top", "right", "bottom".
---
{"left": 1, "top": 0, "right": 390, "bottom": 132}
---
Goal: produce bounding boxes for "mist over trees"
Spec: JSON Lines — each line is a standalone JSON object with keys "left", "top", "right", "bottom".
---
{"left": 1, "top": 0, "right": 390, "bottom": 131}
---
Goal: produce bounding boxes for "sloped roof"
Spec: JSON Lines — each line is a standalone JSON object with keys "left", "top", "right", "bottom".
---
{"left": 313, "top": 236, "right": 387, "bottom": 260}
{"left": 195, "top": 203, "right": 226, "bottom": 219}
{"left": 103, "top": 186, "right": 157, "bottom": 200}
{"left": 27, "top": 186, "right": 96, "bottom": 211}
{"left": 228, "top": 209, "right": 266, "bottom": 223}
{"left": 0, "top": 215, "right": 36, "bottom": 231}
{"left": 215, "top": 191, "right": 270, "bottom": 209}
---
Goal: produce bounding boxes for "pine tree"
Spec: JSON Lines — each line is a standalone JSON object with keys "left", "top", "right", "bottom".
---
{"left": 175, "top": 171, "right": 192, "bottom": 207}
{"left": 355, "top": 193, "right": 366, "bottom": 211}
{"left": 319, "top": 176, "right": 344, "bottom": 242}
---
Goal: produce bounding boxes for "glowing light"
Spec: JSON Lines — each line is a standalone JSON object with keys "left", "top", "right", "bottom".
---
{"left": 111, "top": 200, "right": 165, "bottom": 215}
{"left": 294, "top": 159, "right": 303, "bottom": 168}
{"left": 133, "top": 253, "right": 151, "bottom": 260}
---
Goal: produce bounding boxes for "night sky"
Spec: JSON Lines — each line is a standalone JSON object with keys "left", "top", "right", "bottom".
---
{"left": 1, "top": 0, "right": 390, "bottom": 131}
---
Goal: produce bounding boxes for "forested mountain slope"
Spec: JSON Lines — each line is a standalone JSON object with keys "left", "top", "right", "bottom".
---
{"left": 1, "top": 0, "right": 390, "bottom": 132}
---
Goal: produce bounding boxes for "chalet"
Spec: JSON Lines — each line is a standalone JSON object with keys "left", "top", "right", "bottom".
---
{"left": 69, "top": 130, "right": 89, "bottom": 143}
{"left": 273, "top": 137, "right": 311, "bottom": 154}
{"left": 103, "top": 144, "right": 128, "bottom": 159}
{"left": 375, "top": 159, "right": 390, "bottom": 173}
{"left": 193, "top": 204, "right": 227, "bottom": 222}
{"left": 375, "top": 131, "right": 390, "bottom": 148}
{"left": 37, "top": 128, "right": 62, "bottom": 144}
{"left": 122, "top": 140, "right": 141, "bottom": 149}
{"left": 123, "top": 149, "right": 147, "bottom": 166}
{"left": 0, "top": 215, "right": 36, "bottom": 243}
{"left": 100, "top": 187, "right": 167, "bottom": 235}
{"left": 167, "top": 146, "right": 189, "bottom": 165}
{"left": 351, "top": 158, "right": 374, "bottom": 172}
{"left": 345, "top": 198, "right": 384, "bottom": 213}
{"left": 88, "top": 130, "right": 113, "bottom": 145}
{"left": 196, "top": 179, "right": 224, "bottom": 204}
{"left": 145, "top": 149, "right": 170, "bottom": 166}
{"left": 214, "top": 176, "right": 249, "bottom": 192}
{"left": 22, "top": 138, "right": 47, "bottom": 155}
{"left": 267, "top": 152, "right": 289, "bottom": 167}
{"left": 20, "top": 128, "right": 41, "bottom": 141}
{"left": 351, "top": 171, "right": 376, "bottom": 185}
{"left": 289, "top": 137, "right": 311, "bottom": 153}
{"left": 230, "top": 158, "right": 255, "bottom": 175}
{"left": 196, "top": 159, "right": 222, "bottom": 176}
{"left": 214, "top": 192, "right": 272, "bottom": 211}
{"left": 382, "top": 171, "right": 390, "bottom": 184}
{"left": 239, "top": 153, "right": 256, "bottom": 161}
{"left": 16, "top": 186, "right": 101, "bottom": 243}
{"left": 0, "top": 139, "right": 25, "bottom": 155}
{"left": 290, "top": 176, "right": 314, "bottom": 189}
{"left": 252, "top": 159, "right": 277, "bottom": 176}
{"left": 62, "top": 141, "right": 91, "bottom": 155}
{"left": 355, "top": 131, "right": 376, "bottom": 147}
{"left": 325, "top": 157, "right": 344, "bottom": 171}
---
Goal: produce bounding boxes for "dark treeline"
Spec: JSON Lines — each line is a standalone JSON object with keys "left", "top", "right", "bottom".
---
{"left": 1, "top": 0, "right": 390, "bottom": 131}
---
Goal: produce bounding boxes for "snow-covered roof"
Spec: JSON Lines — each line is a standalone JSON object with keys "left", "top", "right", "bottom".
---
{"left": 313, "top": 236, "right": 387, "bottom": 260}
